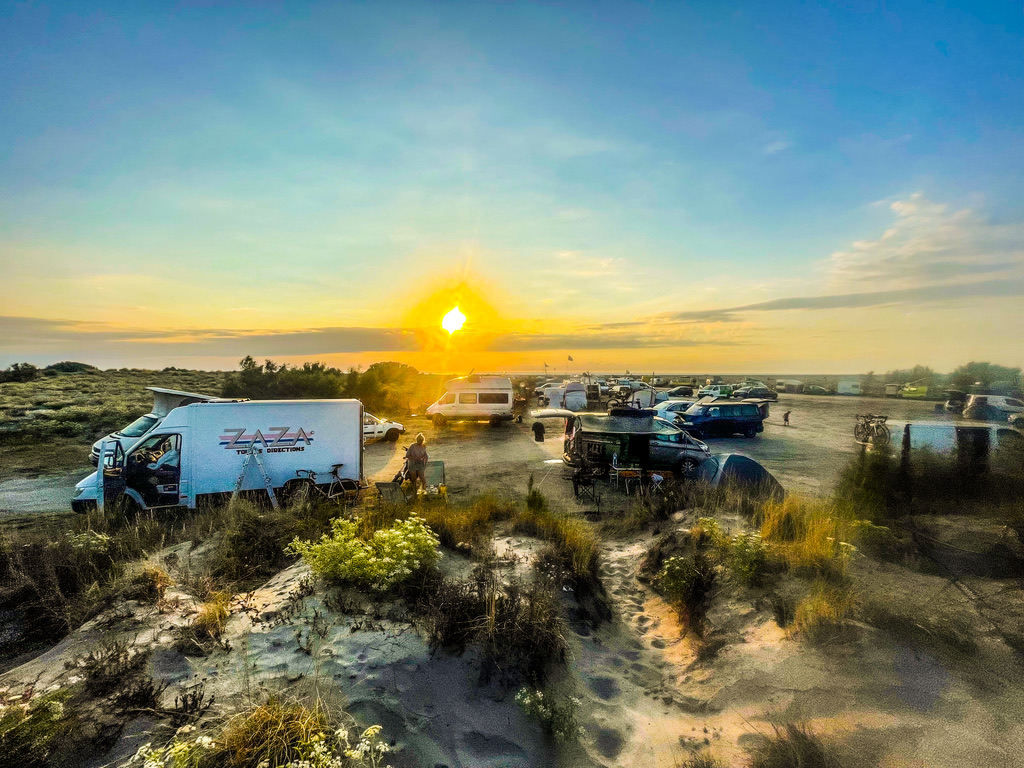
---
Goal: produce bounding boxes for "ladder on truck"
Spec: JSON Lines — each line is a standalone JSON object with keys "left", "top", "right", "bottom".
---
{"left": 231, "top": 444, "right": 279, "bottom": 510}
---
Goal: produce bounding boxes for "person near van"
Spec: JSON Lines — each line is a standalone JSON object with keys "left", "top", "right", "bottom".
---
{"left": 783, "top": 411, "right": 791, "bottom": 426}
{"left": 406, "top": 434, "right": 429, "bottom": 492}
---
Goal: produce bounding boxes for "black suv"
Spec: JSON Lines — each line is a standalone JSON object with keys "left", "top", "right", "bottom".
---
{"left": 732, "top": 386, "right": 778, "bottom": 400}
{"left": 677, "top": 401, "right": 766, "bottom": 438}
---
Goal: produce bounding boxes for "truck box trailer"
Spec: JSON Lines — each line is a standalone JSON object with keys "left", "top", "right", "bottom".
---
{"left": 73, "top": 399, "right": 364, "bottom": 513}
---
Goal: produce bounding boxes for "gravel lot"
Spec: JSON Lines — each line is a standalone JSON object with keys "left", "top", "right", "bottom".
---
{"left": 0, "top": 393, "right": 951, "bottom": 514}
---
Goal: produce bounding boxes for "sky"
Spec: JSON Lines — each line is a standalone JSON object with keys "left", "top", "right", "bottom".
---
{"left": 1, "top": 1, "right": 1022, "bottom": 374}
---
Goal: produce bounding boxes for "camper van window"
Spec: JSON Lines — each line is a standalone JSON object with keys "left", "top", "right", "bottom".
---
{"left": 120, "top": 414, "right": 159, "bottom": 437}
{"left": 459, "top": 393, "right": 478, "bottom": 404}
{"left": 480, "top": 392, "right": 509, "bottom": 404}
{"left": 439, "top": 393, "right": 456, "bottom": 405}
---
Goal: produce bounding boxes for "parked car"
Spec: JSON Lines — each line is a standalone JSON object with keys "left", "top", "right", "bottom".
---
{"left": 805, "top": 385, "right": 830, "bottom": 395}
{"left": 362, "top": 413, "right": 405, "bottom": 442}
{"left": 697, "top": 384, "right": 734, "bottom": 398}
{"left": 963, "top": 394, "right": 1024, "bottom": 421}
{"left": 664, "top": 385, "right": 694, "bottom": 398}
{"left": 676, "top": 401, "right": 765, "bottom": 438}
{"left": 943, "top": 390, "right": 968, "bottom": 414}
{"left": 653, "top": 400, "right": 697, "bottom": 422}
{"left": 732, "top": 386, "right": 777, "bottom": 400}
{"left": 561, "top": 409, "right": 711, "bottom": 476}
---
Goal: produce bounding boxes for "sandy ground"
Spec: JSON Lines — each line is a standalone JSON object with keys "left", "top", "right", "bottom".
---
{"left": 2, "top": 415, "right": 1024, "bottom": 767}
{"left": 0, "top": 392, "right": 943, "bottom": 515}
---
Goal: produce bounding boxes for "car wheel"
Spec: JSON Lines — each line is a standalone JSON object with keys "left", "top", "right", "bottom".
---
{"left": 385, "top": 429, "right": 400, "bottom": 442}
{"left": 744, "top": 426, "right": 757, "bottom": 438}
{"left": 681, "top": 457, "right": 699, "bottom": 476}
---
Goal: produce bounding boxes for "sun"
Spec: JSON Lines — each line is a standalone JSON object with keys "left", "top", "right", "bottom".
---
{"left": 441, "top": 306, "right": 467, "bottom": 334}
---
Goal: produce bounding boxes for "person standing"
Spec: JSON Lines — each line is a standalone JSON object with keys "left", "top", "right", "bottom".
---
{"left": 783, "top": 410, "right": 791, "bottom": 426}
{"left": 406, "top": 433, "right": 429, "bottom": 492}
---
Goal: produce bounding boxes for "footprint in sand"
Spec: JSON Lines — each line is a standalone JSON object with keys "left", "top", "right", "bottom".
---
{"left": 650, "top": 638, "right": 667, "bottom": 649}
{"left": 594, "top": 728, "right": 625, "bottom": 759}
{"left": 588, "top": 676, "right": 621, "bottom": 701}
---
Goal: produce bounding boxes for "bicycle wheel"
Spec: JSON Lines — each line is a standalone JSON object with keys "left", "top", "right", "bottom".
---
{"left": 854, "top": 422, "right": 868, "bottom": 442}
{"left": 869, "top": 425, "right": 890, "bottom": 447}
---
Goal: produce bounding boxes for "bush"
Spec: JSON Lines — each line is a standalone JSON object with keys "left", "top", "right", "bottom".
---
{"left": 413, "top": 565, "right": 567, "bottom": 685}
{"left": 728, "top": 532, "right": 769, "bottom": 587}
{"left": 516, "top": 687, "right": 583, "bottom": 742}
{"left": 0, "top": 688, "right": 74, "bottom": 768}
{"left": 289, "top": 515, "right": 440, "bottom": 590}
{"left": 657, "top": 555, "right": 716, "bottom": 634}
{"left": 750, "top": 722, "right": 844, "bottom": 768}
{"left": 132, "top": 698, "right": 391, "bottom": 768}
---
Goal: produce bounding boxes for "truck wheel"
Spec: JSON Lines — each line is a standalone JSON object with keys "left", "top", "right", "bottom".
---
{"left": 432, "top": 414, "right": 446, "bottom": 428}
{"left": 384, "top": 429, "right": 400, "bottom": 442}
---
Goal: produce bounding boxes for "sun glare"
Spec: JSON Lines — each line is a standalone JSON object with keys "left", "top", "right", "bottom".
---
{"left": 442, "top": 306, "right": 467, "bottom": 334}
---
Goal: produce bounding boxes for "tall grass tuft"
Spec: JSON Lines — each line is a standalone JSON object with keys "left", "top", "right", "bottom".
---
{"left": 750, "top": 722, "right": 844, "bottom": 768}
{"left": 420, "top": 494, "right": 517, "bottom": 553}
{"left": 757, "top": 496, "right": 856, "bottom": 581}
{"left": 514, "top": 478, "right": 599, "bottom": 580}
{"left": 793, "top": 581, "right": 858, "bottom": 644}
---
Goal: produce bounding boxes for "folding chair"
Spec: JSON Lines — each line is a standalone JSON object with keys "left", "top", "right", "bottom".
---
{"left": 610, "top": 453, "right": 642, "bottom": 495}
{"left": 375, "top": 481, "right": 410, "bottom": 507}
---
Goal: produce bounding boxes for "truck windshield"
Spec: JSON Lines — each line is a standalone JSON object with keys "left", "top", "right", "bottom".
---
{"left": 119, "top": 414, "right": 159, "bottom": 437}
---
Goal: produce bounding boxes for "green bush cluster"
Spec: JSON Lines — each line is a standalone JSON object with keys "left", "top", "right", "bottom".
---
{"left": 289, "top": 515, "right": 440, "bottom": 590}
{"left": 515, "top": 687, "right": 584, "bottom": 742}
{"left": 657, "top": 555, "right": 716, "bottom": 632}
{"left": 0, "top": 688, "right": 74, "bottom": 768}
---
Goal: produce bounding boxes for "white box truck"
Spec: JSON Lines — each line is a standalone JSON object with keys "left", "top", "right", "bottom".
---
{"left": 72, "top": 399, "right": 364, "bottom": 513}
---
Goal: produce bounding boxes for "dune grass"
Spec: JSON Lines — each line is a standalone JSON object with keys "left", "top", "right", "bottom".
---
{"left": 757, "top": 496, "right": 857, "bottom": 582}
{"left": 750, "top": 722, "right": 844, "bottom": 768}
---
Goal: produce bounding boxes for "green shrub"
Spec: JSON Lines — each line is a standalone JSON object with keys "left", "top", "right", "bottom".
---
{"left": 0, "top": 688, "right": 74, "bottom": 768}
{"left": 515, "top": 687, "right": 584, "bottom": 742}
{"left": 657, "top": 555, "right": 716, "bottom": 634}
{"left": 413, "top": 565, "right": 567, "bottom": 685}
{"left": 728, "top": 532, "right": 768, "bottom": 587}
{"left": 131, "top": 698, "right": 391, "bottom": 768}
{"left": 289, "top": 514, "right": 440, "bottom": 590}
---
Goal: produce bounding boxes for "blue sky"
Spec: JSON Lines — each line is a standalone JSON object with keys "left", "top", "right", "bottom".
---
{"left": 1, "top": 1, "right": 1022, "bottom": 372}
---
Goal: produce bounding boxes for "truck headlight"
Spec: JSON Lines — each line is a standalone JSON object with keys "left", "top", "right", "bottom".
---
{"left": 73, "top": 487, "right": 85, "bottom": 498}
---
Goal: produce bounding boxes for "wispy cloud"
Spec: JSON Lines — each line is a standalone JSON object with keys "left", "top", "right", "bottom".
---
{"left": 827, "top": 193, "right": 1024, "bottom": 289}
{"left": 661, "top": 278, "right": 1024, "bottom": 323}
{"left": 762, "top": 140, "right": 793, "bottom": 155}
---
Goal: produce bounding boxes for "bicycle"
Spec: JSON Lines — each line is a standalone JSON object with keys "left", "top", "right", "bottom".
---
{"left": 854, "top": 414, "right": 890, "bottom": 447}
{"left": 282, "top": 463, "right": 361, "bottom": 505}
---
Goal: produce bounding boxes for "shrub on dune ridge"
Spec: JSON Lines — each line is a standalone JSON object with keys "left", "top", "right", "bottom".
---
{"left": 288, "top": 515, "right": 440, "bottom": 590}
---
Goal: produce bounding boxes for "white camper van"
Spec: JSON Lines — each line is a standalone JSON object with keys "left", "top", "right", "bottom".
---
{"left": 73, "top": 399, "right": 364, "bottom": 513}
{"left": 89, "top": 387, "right": 229, "bottom": 465}
{"left": 426, "top": 375, "right": 515, "bottom": 426}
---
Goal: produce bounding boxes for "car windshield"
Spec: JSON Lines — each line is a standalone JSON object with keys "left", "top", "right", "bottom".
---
{"left": 119, "top": 414, "right": 159, "bottom": 437}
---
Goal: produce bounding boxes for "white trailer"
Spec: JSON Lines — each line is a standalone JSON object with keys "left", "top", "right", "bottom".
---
{"left": 73, "top": 399, "right": 364, "bottom": 513}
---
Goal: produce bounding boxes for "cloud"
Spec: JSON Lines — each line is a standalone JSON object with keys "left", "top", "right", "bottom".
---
{"left": 827, "top": 193, "right": 1024, "bottom": 289}
{"left": 662, "top": 278, "right": 1024, "bottom": 323}
{"left": 0, "top": 317, "right": 419, "bottom": 361}
{"left": 762, "top": 140, "right": 793, "bottom": 155}
{"left": 488, "top": 332, "right": 743, "bottom": 352}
